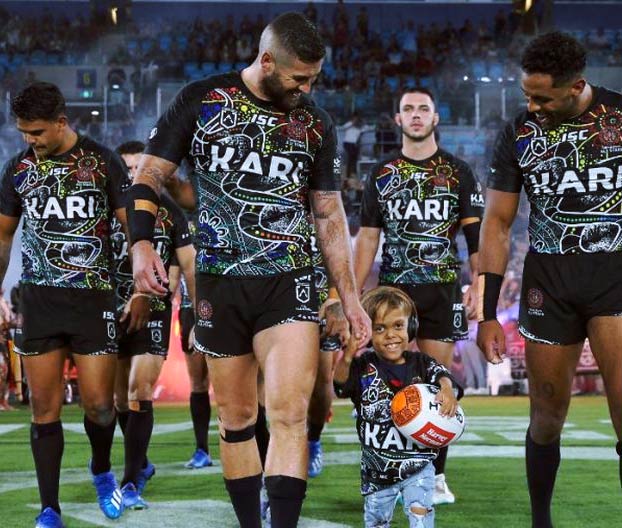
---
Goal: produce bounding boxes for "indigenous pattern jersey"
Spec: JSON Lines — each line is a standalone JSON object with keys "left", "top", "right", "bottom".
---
{"left": 361, "top": 149, "right": 484, "bottom": 284}
{"left": 179, "top": 221, "right": 196, "bottom": 310}
{"left": 310, "top": 226, "right": 328, "bottom": 305}
{"left": 111, "top": 194, "right": 191, "bottom": 312}
{"left": 0, "top": 136, "right": 128, "bottom": 290}
{"left": 145, "top": 72, "right": 341, "bottom": 277}
{"left": 334, "top": 350, "right": 460, "bottom": 495}
{"left": 489, "top": 86, "right": 622, "bottom": 254}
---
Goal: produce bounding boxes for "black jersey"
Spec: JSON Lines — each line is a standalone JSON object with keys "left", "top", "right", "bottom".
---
{"left": 145, "top": 72, "right": 341, "bottom": 277}
{"left": 489, "top": 86, "right": 622, "bottom": 255}
{"left": 111, "top": 193, "right": 192, "bottom": 312}
{"left": 0, "top": 136, "right": 128, "bottom": 290}
{"left": 334, "top": 350, "right": 461, "bottom": 495}
{"left": 310, "top": 226, "right": 328, "bottom": 305}
{"left": 361, "top": 149, "right": 484, "bottom": 284}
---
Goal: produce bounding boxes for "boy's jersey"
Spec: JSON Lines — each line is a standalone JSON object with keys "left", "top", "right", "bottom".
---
{"left": 334, "top": 350, "right": 461, "bottom": 494}
{"left": 0, "top": 136, "right": 128, "bottom": 290}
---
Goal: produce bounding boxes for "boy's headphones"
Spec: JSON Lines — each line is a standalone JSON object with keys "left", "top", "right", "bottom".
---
{"left": 361, "top": 286, "right": 419, "bottom": 344}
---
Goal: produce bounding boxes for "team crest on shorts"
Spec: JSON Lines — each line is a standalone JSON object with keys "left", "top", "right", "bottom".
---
{"left": 197, "top": 300, "right": 213, "bottom": 328}
{"left": 107, "top": 322, "right": 116, "bottom": 340}
{"left": 527, "top": 288, "right": 544, "bottom": 317}
{"left": 151, "top": 328, "right": 162, "bottom": 344}
{"left": 453, "top": 312, "right": 462, "bottom": 329}
{"left": 295, "top": 276, "right": 311, "bottom": 304}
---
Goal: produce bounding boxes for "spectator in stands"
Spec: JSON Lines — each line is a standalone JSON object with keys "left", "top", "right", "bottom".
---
{"left": 340, "top": 112, "right": 364, "bottom": 181}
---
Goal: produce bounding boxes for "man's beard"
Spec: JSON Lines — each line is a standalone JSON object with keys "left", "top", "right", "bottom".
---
{"left": 402, "top": 123, "right": 435, "bottom": 143}
{"left": 260, "top": 72, "right": 302, "bottom": 112}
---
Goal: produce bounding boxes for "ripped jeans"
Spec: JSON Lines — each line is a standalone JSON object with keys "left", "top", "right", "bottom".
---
{"left": 363, "top": 463, "right": 435, "bottom": 528}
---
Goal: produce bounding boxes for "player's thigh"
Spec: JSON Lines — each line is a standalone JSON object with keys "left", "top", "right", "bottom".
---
{"left": 525, "top": 340, "right": 582, "bottom": 435}
{"left": 73, "top": 353, "right": 117, "bottom": 422}
{"left": 255, "top": 321, "right": 319, "bottom": 421}
{"left": 128, "top": 353, "right": 166, "bottom": 400}
{"left": 416, "top": 339, "right": 454, "bottom": 368}
{"left": 206, "top": 353, "right": 259, "bottom": 427}
{"left": 21, "top": 348, "right": 67, "bottom": 421}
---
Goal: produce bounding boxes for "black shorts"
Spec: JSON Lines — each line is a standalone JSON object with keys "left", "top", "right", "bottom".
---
{"left": 194, "top": 267, "right": 319, "bottom": 358}
{"left": 519, "top": 251, "right": 622, "bottom": 345}
{"left": 388, "top": 281, "right": 468, "bottom": 342}
{"left": 15, "top": 284, "right": 117, "bottom": 356}
{"left": 179, "top": 307, "right": 195, "bottom": 354}
{"left": 118, "top": 307, "right": 172, "bottom": 359}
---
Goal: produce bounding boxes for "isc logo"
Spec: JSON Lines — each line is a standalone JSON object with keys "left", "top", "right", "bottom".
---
{"left": 250, "top": 114, "right": 278, "bottom": 127}
{"left": 560, "top": 130, "right": 588, "bottom": 142}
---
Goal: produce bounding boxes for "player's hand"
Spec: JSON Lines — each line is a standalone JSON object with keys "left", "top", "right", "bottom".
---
{"left": 476, "top": 319, "right": 506, "bottom": 364}
{"left": 132, "top": 240, "right": 169, "bottom": 296}
{"left": 321, "top": 299, "right": 349, "bottom": 346}
{"left": 463, "top": 283, "right": 478, "bottom": 320}
{"left": 121, "top": 294, "right": 151, "bottom": 333}
{"left": 435, "top": 385, "right": 458, "bottom": 418}
{"left": 342, "top": 299, "right": 372, "bottom": 350}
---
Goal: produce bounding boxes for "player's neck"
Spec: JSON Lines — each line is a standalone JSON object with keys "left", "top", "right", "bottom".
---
{"left": 573, "top": 83, "right": 594, "bottom": 119}
{"left": 401, "top": 136, "right": 437, "bottom": 161}
{"left": 54, "top": 129, "right": 79, "bottom": 157}
{"left": 240, "top": 64, "right": 271, "bottom": 103}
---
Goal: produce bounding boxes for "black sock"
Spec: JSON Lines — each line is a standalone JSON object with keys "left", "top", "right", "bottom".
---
{"left": 122, "top": 401, "right": 154, "bottom": 487}
{"left": 31, "top": 421, "right": 64, "bottom": 514}
{"left": 616, "top": 441, "right": 621, "bottom": 488}
{"left": 265, "top": 475, "right": 307, "bottom": 528}
{"left": 223, "top": 473, "right": 262, "bottom": 528}
{"left": 117, "top": 410, "right": 129, "bottom": 435}
{"left": 84, "top": 414, "right": 115, "bottom": 475}
{"left": 526, "top": 429, "right": 560, "bottom": 528}
{"left": 190, "top": 391, "right": 211, "bottom": 453}
{"left": 307, "top": 421, "right": 324, "bottom": 443}
{"left": 256, "top": 404, "right": 270, "bottom": 469}
{"left": 433, "top": 446, "right": 448, "bottom": 475}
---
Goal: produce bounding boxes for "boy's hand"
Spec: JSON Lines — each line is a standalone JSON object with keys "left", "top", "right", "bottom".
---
{"left": 435, "top": 384, "right": 458, "bottom": 418}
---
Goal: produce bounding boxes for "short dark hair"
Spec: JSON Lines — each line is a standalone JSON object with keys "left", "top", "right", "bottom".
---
{"left": 116, "top": 140, "right": 145, "bottom": 156}
{"left": 361, "top": 286, "right": 417, "bottom": 323}
{"left": 399, "top": 86, "right": 437, "bottom": 107}
{"left": 270, "top": 12, "right": 325, "bottom": 63}
{"left": 11, "top": 82, "right": 66, "bottom": 121}
{"left": 521, "top": 31, "right": 586, "bottom": 86}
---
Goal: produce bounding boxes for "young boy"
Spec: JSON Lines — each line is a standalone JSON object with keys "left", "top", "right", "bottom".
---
{"left": 334, "top": 286, "right": 462, "bottom": 528}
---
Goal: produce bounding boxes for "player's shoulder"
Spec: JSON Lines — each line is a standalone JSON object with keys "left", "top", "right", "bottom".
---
{"left": 436, "top": 148, "right": 471, "bottom": 171}
{"left": 370, "top": 151, "right": 405, "bottom": 175}
{"left": 299, "top": 94, "right": 336, "bottom": 127}
{"left": 591, "top": 84, "right": 622, "bottom": 108}
{"left": 77, "top": 135, "right": 117, "bottom": 159}
{"left": 2, "top": 146, "right": 34, "bottom": 175}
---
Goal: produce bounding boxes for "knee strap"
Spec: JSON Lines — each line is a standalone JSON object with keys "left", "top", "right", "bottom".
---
{"left": 220, "top": 422, "right": 256, "bottom": 443}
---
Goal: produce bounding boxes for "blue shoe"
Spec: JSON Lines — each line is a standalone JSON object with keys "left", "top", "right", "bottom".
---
{"left": 184, "top": 448, "right": 213, "bottom": 469}
{"left": 136, "top": 461, "right": 156, "bottom": 494}
{"left": 89, "top": 463, "right": 124, "bottom": 519}
{"left": 121, "top": 482, "right": 149, "bottom": 510}
{"left": 35, "top": 507, "right": 65, "bottom": 528}
{"left": 308, "top": 440, "right": 323, "bottom": 478}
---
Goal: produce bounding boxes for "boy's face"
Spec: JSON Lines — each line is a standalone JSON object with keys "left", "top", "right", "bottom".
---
{"left": 372, "top": 305, "right": 410, "bottom": 364}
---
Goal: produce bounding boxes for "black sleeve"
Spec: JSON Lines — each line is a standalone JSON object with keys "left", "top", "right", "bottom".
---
{"left": 421, "top": 354, "right": 464, "bottom": 400}
{"left": 458, "top": 161, "right": 485, "bottom": 220}
{"left": 0, "top": 159, "right": 22, "bottom": 217}
{"left": 144, "top": 80, "right": 206, "bottom": 165}
{"left": 106, "top": 151, "right": 131, "bottom": 211}
{"left": 163, "top": 195, "right": 193, "bottom": 249}
{"left": 333, "top": 356, "right": 362, "bottom": 405}
{"left": 488, "top": 121, "right": 523, "bottom": 193}
{"left": 309, "top": 110, "right": 341, "bottom": 191}
{"left": 359, "top": 162, "right": 385, "bottom": 228}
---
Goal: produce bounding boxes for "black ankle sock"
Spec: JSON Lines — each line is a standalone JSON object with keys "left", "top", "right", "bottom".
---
{"left": 526, "top": 429, "right": 560, "bottom": 528}
{"left": 433, "top": 446, "right": 448, "bottom": 475}
{"left": 265, "top": 475, "right": 307, "bottom": 528}
{"left": 190, "top": 391, "right": 211, "bottom": 453}
{"left": 307, "top": 421, "right": 324, "bottom": 443}
{"left": 31, "top": 421, "right": 64, "bottom": 515}
{"left": 616, "top": 441, "right": 622, "bottom": 488}
{"left": 223, "top": 473, "right": 262, "bottom": 528}
{"left": 121, "top": 401, "right": 154, "bottom": 487}
{"left": 117, "top": 410, "right": 129, "bottom": 435}
{"left": 84, "top": 414, "right": 115, "bottom": 475}
{"left": 255, "top": 404, "right": 270, "bottom": 469}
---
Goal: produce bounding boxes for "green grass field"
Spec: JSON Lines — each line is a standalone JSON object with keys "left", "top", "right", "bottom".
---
{"left": 0, "top": 396, "right": 618, "bottom": 527}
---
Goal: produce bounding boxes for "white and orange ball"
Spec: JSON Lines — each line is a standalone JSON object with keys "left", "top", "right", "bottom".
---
{"left": 390, "top": 383, "right": 466, "bottom": 449}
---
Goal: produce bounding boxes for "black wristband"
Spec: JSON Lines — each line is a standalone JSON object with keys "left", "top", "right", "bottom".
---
{"left": 462, "top": 221, "right": 481, "bottom": 255}
{"left": 477, "top": 272, "right": 504, "bottom": 322}
{"left": 127, "top": 183, "right": 160, "bottom": 245}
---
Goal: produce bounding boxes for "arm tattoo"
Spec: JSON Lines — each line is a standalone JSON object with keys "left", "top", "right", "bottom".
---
{"left": 135, "top": 165, "right": 169, "bottom": 194}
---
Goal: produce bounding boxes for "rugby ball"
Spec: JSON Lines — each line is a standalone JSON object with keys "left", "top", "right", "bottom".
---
{"left": 390, "top": 383, "right": 465, "bottom": 449}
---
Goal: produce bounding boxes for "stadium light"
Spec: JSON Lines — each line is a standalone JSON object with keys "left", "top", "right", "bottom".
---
{"left": 91, "top": 110, "right": 100, "bottom": 116}
{"left": 480, "top": 76, "right": 491, "bottom": 83}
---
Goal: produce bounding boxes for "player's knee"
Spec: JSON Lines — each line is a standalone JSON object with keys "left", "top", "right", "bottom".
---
{"left": 530, "top": 408, "right": 566, "bottom": 439}
{"left": 128, "top": 382, "right": 155, "bottom": 402}
{"left": 84, "top": 402, "right": 115, "bottom": 426}
{"left": 30, "top": 395, "right": 61, "bottom": 421}
{"left": 217, "top": 403, "right": 257, "bottom": 431}
{"left": 268, "top": 402, "right": 308, "bottom": 432}
{"left": 219, "top": 421, "right": 256, "bottom": 443}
